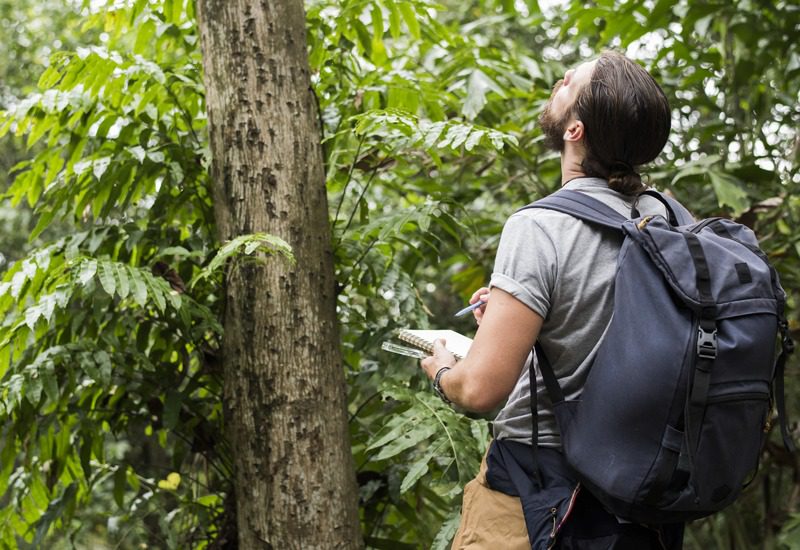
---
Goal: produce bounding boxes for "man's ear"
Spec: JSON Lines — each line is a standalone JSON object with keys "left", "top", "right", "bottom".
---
{"left": 563, "top": 120, "right": 585, "bottom": 143}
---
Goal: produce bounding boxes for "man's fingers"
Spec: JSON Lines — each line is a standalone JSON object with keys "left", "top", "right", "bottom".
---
{"left": 420, "top": 340, "right": 456, "bottom": 380}
{"left": 469, "top": 287, "right": 490, "bottom": 327}
{"left": 433, "top": 339, "right": 456, "bottom": 367}
{"left": 472, "top": 293, "right": 488, "bottom": 325}
{"left": 469, "top": 286, "right": 490, "bottom": 304}
{"left": 433, "top": 338, "right": 447, "bottom": 354}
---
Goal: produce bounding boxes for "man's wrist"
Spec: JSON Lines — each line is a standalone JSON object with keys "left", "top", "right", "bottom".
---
{"left": 433, "top": 366, "right": 452, "bottom": 404}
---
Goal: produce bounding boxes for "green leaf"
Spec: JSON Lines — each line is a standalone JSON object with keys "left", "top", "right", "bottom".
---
{"left": 422, "top": 122, "right": 446, "bottom": 150}
{"left": 196, "top": 494, "right": 221, "bottom": 508}
{"left": 158, "top": 246, "right": 194, "bottom": 258}
{"left": 709, "top": 170, "right": 750, "bottom": 215}
{"left": 98, "top": 262, "right": 116, "bottom": 296}
{"left": 5, "top": 374, "right": 24, "bottom": 408}
{"left": 134, "top": 19, "right": 157, "bottom": 55}
{"left": 92, "top": 157, "right": 111, "bottom": 180}
{"left": 442, "top": 124, "right": 471, "bottom": 150}
{"left": 131, "top": 267, "right": 148, "bottom": 307}
{"left": 387, "top": 87, "right": 420, "bottom": 113}
{"left": 25, "top": 303, "right": 43, "bottom": 330}
{"left": 463, "top": 129, "right": 484, "bottom": 151}
{"left": 190, "top": 233, "right": 294, "bottom": 288}
{"left": 158, "top": 472, "right": 181, "bottom": 491}
{"left": 0, "top": 114, "right": 13, "bottom": 139}
{"left": 41, "top": 361, "right": 59, "bottom": 404}
{"left": 30, "top": 206, "right": 58, "bottom": 241}
{"left": 26, "top": 368, "right": 43, "bottom": 405}
{"left": 127, "top": 468, "right": 141, "bottom": 493}
{"left": 146, "top": 276, "right": 167, "bottom": 312}
{"left": 37, "top": 66, "right": 62, "bottom": 89}
{"left": 371, "top": 5, "right": 384, "bottom": 40}
{"left": 164, "top": 0, "right": 176, "bottom": 23}
{"left": 398, "top": 2, "right": 421, "bottom": 39}
{"left": 387, "top": 0, "right": 402, "bottom": 39}
{"left": 79, "top": 435, "right": 92, "bottom": 479}
{"left": 113, "top": 466, "right": 127, "bottom": 509}
{"left": 370, "top": 6, "right": 387, "bottom": 65}
{"left": 400, "top": 442, "right": 442, "bottom": 494}
{"left": 431, "top": 512, "right": 461, "bottom": 550}
{"left": 27, "top": 116, "right": 55, "bottom": 149}
{"left": 463, "top": 70, "right": 491, "bottom": 120}
{"left": 352, "top": 20, "right": 373, "bottom": 58}
{"left": 93, "top": 350, "right": 113, "bottom": 386}
{"left": 77, "top": 259, "right": 98, "bottom": 287}
{"left": 374, "top": 422, "right": 437, "bottom": 461}
{"left": 113, "top": 262, "right": 130, "bottom": 299}
{"left": 33, "top": 483, "right": 78, "bottom": 547}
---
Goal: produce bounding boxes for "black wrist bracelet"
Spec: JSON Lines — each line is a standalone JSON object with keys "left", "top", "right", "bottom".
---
{"left": 433, "top": 366, "right": 452, "bottom": 404}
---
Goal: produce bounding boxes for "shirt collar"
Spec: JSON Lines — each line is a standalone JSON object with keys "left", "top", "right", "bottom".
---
{"left": 562, "top": 176, "right": 609, "bottom": 191}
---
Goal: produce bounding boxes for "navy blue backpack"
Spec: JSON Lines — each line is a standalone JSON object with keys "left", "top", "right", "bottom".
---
{"left": 524, "top": 189, "right": 794, "bottom": 524}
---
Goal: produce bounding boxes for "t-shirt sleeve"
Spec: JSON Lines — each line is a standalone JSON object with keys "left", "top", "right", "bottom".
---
{"left": 489, "top": 211, "right": 557, "bottom": 319}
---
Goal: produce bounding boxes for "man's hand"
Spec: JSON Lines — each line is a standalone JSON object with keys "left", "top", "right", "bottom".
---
{"left": 469, "top": 287, "right": 490, "bottom": 325}
{"left": 420, "top": 339, "right": 456, "bottom": 382}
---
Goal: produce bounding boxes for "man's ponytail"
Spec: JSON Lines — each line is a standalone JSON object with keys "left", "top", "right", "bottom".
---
{"left": 607, "top": 161, "right": 644, "bottom": 195}
{"left": 582, "top": 157, "right": 646, "bottom": 195}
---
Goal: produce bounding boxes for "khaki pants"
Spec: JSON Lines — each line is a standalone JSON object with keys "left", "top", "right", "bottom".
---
{"left": 451, "top": 453, "right": 530, "bottom": 549}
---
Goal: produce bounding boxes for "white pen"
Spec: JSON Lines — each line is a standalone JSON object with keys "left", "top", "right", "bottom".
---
{"left": 453, "top": 300, "right": 487, "bottom": 318}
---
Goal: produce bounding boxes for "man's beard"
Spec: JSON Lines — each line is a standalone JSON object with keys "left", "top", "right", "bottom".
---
{"left": 538, "top": 80, "right": 572, "bottom": 153}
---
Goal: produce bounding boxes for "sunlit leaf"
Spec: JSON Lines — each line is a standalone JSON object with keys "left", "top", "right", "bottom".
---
{"left": 157, "top": 472, "right": 181, "bottom": 491}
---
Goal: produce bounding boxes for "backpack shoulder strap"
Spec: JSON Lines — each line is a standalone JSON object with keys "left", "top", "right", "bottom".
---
{"left": 523, "top": 189, "right": 695, "bottom": 229}
{"left": 636, "top": 189, "right": 695, "bottom": 226}
{"left": 520, "top": 189, "right": 626, "bottom": 232}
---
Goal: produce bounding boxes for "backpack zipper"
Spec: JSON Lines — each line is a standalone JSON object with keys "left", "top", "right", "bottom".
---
{"left": 688, "top": 217, "right": 725, "bottom": 234}
{"left": 547, "top": 508, "right": 558, "bottom": 545}
{"left": 547, "top": 484, "right": 581, "bottom": 548}
{"left": 705, "top": 392, "right": 769, "bottom": 404}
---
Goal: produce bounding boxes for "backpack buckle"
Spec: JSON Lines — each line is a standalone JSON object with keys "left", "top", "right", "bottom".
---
{"left": 697, "top": 328, "right": 718, "bottom": 359}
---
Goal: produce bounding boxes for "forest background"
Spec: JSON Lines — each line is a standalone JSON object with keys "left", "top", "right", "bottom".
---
{"left": 0, "top": 0, "right": 798, "bottom": 548}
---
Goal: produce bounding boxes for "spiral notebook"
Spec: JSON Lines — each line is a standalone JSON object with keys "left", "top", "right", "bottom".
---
{"left": 384, "top": 329, "right": 473, "bottom": 360}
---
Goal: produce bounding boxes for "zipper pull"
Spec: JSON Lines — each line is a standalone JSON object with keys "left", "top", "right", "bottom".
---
{"left": 549, "top": 507, "right": 558, "bottom": 538}
{"left": 637, "top": 215, "right": 654, "bottom": 230}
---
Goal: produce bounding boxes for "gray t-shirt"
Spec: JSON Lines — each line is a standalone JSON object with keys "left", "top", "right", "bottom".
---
{"left": 490, "top": 177, "right": 667, "bottom": 447}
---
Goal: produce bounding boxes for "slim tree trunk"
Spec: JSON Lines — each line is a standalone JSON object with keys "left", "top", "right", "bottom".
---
{"left": 196, "top": 2, "right": 362, "bottom": 548}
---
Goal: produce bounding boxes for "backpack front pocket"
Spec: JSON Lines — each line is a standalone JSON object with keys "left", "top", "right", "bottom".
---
{"left": 691, "top": 385, "right": 770, "bottom": 507}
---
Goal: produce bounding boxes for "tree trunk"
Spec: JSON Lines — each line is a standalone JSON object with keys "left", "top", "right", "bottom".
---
{"left": 196, "top": 2, "right": 362, "bottom": 548}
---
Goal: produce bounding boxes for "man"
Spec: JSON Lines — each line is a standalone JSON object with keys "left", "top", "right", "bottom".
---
{"left": 420, "top": 51, "right": 684, "bottom": 548}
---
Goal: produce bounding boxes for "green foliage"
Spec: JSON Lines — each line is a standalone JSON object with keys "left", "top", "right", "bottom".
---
{"left": 0, "top": 0, "right": 798, "bottom": 548}
{"left": 0, "top": 1, "right": 92, "bottom": 268}
{"left": 355, "top": 384, "right": 489, "bottom": 548}
{"left": 189, "top": 233, "right": 295, "bottom": 289}
{"left": 313, "top": 1, "right": 565, "bottom": 543}
{"left": 0, "top": 0, "right": 233, "bottom": 546}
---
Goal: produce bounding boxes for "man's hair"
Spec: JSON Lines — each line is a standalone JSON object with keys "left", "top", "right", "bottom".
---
{"left": 574, "top": 51, "right": 671, "bottom": 195}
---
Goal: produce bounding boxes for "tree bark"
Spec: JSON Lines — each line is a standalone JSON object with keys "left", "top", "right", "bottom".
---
{"left": 196, "top": 2, "right": 362, "bottom": 548}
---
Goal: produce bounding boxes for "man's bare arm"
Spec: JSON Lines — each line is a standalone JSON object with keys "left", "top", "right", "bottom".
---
{"left": 420, "top": 288, "right": 543, "bottom": 412}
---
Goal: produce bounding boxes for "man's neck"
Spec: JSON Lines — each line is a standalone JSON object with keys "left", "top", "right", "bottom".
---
{"left": 560, "top": 152, "right": 587, "bottom": 186}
